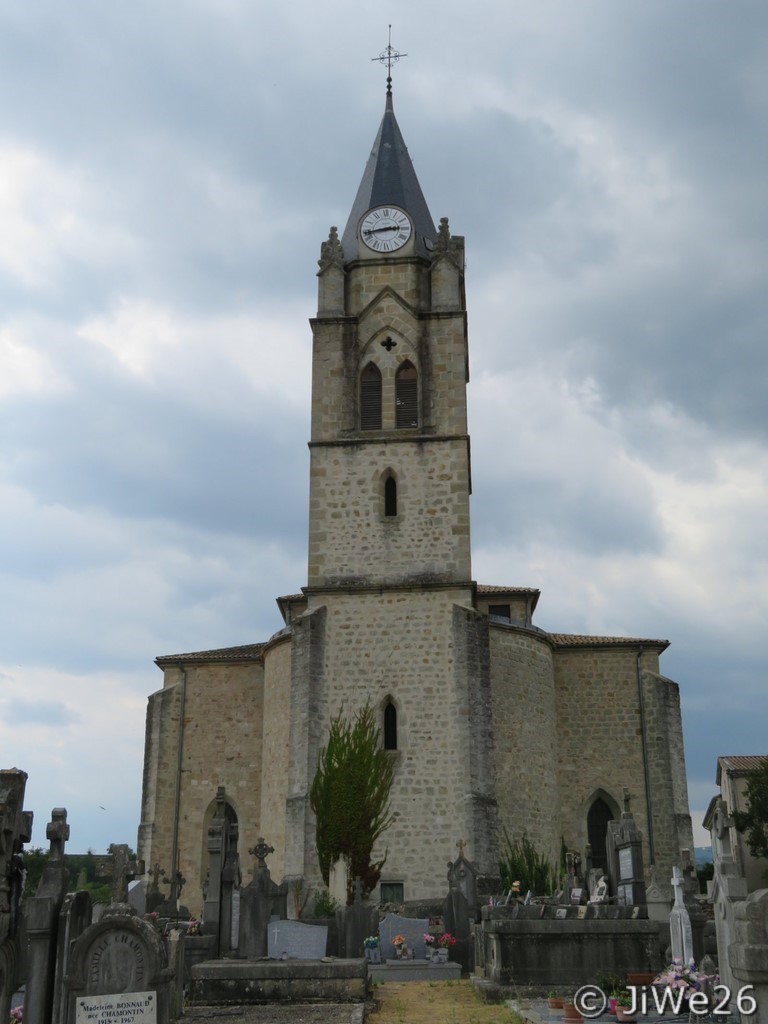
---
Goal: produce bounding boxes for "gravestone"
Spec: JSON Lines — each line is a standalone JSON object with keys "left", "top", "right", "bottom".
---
{"left": 378, "top": 913, "right": 429, "bottom": 959}
{"left": 0, "top": 769, "right": 33, "bottom": 1024}
{"left": 63, "top": 914, "right": 173, "bottom": 1024}
{"left": 145, "top": 862, "right": 167, "bottom": 914}
{"left": 52, "top": 890, "right": 93, "bottom": 1024}
{"left": 267, "top": 920, "right": 328, "bottom": 960}
{"left": 24, "top": 808, "right": 71, "bottom": 1024}
{"left": 445, "top": 846, "right": 475, "bottom": 973}
{"left": 613, "top": 792, "right": 646, "bottom": 906}
{"left": 448, "top": 840, "right": 478, "bottom": 911}
{"left": 339, "top": 878, "right": 378, "bottom": 958}
{"left": 220, "top": 821, "right": 240, "bottom": 956}
{"left": 202, "top": 786, "right": 229, "bottom": 950}
{"left": 238, "top": 838, "right": 287, "bottom": 959}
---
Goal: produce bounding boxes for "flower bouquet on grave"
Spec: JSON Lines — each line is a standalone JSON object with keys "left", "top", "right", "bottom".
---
{"left": 424, "top": 932, "right": 436, "bottom": 961}
{"left": 436, "top": 932, "right": 456, "bottom": 961}
{"left": 652, "top": 958, "right": 717, "bottom": 1014}
{"left": 10, "top": 1007, "right": 23, "bottom": 1024}
{"left": 186, "top": 918, "right": 201, "bottom": 936}
{"left": 363, "top": 935, "right": 381, "bottom": 963}
{"left": 393, "top": 933, "right": 406, "bottom": 958}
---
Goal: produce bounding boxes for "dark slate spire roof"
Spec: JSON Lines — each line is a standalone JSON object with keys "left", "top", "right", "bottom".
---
{"left": 341, "top": 91, "right": 437, "bottom": 261}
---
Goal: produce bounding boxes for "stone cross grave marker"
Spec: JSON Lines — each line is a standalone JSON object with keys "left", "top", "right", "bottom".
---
{"left": 670, "top": 865, "right": 694, "bottom": 963}
{"left": 267, "top": 920, "right": 328, "bottom": 960}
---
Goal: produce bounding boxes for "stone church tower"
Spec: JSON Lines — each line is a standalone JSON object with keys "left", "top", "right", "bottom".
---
{"left": 138, "top": 87, "right": 694, "bottom": 915}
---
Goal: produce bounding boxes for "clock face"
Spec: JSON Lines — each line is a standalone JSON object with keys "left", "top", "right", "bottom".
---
{"left": 360, "top": 207, "right": 412, "bottom": 253}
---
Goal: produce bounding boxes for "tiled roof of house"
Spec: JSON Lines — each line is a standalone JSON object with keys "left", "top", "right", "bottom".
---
{"left": 717, "top": 754, "right": 768, "bottom": 783}
{"left": 549, "top": 633, "right": 669, "bottom": 651}
{"left": 477, "top": 584, "right": 540, "bottom": 595}
{"left": 155, "top": 643, "right": 265, "bottom": 667}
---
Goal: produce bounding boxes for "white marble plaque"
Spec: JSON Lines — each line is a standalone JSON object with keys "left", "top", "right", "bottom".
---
{"left": 76, "top": 992, "right": 156, "bottom": 1024}
{"left": 619, "top": 847, "right": 633, "bottom": 879}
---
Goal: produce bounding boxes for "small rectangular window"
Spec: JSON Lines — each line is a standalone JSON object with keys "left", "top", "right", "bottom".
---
{"left": 380, "top": 881, "right": 404, "bottom": 904}
{"left": 488, "top": 604, "right": 511, "bottom": 623}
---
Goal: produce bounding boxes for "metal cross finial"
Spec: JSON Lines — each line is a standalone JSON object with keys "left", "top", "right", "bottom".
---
{"left": 456, "top": 839, "right": 466, "bottom": 859}
{"left": 371, "top": 25, "right": 407, "bottom": 94}
{"left": 249, "top": 837, "right": 274, "bottom": 870}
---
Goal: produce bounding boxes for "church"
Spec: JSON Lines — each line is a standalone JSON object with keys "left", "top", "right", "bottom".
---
{"left": 137, "top": 81, "right": 694, "bottom": 916}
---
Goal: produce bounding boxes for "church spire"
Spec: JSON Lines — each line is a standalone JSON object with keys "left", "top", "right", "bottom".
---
{"left": 341, "top": 37, "right": 436, "bottom": 262}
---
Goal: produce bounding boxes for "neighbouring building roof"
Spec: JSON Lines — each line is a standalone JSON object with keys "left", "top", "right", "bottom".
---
{"left": 549, "top": 633, "right": 670, "bottom": 651}
{"left": 155, "top": 643, "right": 265, "bottom": 668}
{"left": 716, "top": 754, "right": 768, "bottom": 784}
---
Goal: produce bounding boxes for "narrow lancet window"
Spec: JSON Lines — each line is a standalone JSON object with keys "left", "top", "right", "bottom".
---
{"left": 395, "top": 361, "right": 418, "bottom": 428}
{"left": 384, "top": 474, "right": 397, "bottom": 517}
{"left": 384, "top": 700, "right": 398, "bottom": 750}
{"left": 361, "top": 362, "right": 382, "bottom": 430}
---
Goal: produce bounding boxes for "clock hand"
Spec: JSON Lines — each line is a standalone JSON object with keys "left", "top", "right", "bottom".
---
{"left": 363, "top": 224, "right": 400, "bottom": 236}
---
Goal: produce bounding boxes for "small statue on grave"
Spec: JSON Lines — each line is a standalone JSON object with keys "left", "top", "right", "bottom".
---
{"left": 590, "top": 875, "right": 609, "bottom": 904}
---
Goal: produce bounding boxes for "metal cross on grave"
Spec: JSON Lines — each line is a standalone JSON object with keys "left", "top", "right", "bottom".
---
{"left": 148, "top": 862, "right": 166, "bottom": 893}
{"left": 249, "top": 837, "right": 274, "bottom": 877}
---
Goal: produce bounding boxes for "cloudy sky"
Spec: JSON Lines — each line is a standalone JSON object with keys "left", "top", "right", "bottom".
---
{"left": 1, "top": 1, "right": 765, "bottom": 860}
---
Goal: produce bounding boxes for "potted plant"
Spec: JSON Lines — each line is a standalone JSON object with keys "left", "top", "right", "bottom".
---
{"left": 547, "top": 990, "right": 564, "bottom": 1010}
{"left": 436, "top": 932, "right": 456, "bottom": 962}
{"left": 614, "top": 990, "right": 635, "bottom": 1022}
{"left": 562, "top": 1000, "right": 582, "bottom": 1022}
{"left": 364, "top": 935, "right": 381, "bottom": 963}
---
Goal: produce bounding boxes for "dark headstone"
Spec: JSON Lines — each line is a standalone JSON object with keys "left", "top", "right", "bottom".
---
{"left": 238, "top": 838, "right": 287, "bottom": 959}
{"left": 445, "top": 887, "right": 472, "bottom": 971}
{"left": 338, "top": 888, "right": 379, "bottom": 959}
{"left": 0, "top": 769, "right": 32, "bottom": 1024}
{"left": 52, "top": 890, "right": 93, "bottom": 1024}
{"left": 24, "top": 808, "right": 71, "bottom": 1024}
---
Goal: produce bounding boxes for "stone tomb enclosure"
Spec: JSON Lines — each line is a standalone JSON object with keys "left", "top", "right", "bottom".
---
{"left": 267, "top": 919, "right": 328, "bottom": 960}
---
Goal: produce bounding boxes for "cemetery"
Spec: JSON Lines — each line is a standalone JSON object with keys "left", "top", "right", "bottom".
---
{"left": 4, "top": 765, "right": 768, "bottom": 1024}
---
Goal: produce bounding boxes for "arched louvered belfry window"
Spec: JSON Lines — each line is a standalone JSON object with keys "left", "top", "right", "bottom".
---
{"left": 384, "top": 474, "right": 397, "bottom": 517}
{"left": 395, "top": 361, "right": 418, "bottom": 429}
{"left": 360, "top": 362, "right": 382, "bottom": 430}
{"left": 383, "top": 700, "right": 398, "bottom": 750}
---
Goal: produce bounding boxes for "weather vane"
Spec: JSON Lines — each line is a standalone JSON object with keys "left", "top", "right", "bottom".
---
{"left": 371, "top": 25, "right": 407, "bottom": 94}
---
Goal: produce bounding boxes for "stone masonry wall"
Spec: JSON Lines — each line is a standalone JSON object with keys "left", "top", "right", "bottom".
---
{"left": 488, "top": 625, "right": 561, "bottom": 865}
{"left": 258, "top": 635, "right": 292, "bottom": 881}
{"left": 304, "top": 587, "right": 476, "bottom": 901}
{"left": 308, "top": 438, "right": 471, "bottom": 587}
{"left": 138, "top": 685, "right": 180, "bottom": 883}
{"left": 641, "top": 670, "right": 694, "bottom": 889}
{"left": 553, "top": 647, "right": 658, "bottom": 871}
{"left": 141, "top": 661, "right": 265, "bottom": 917}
